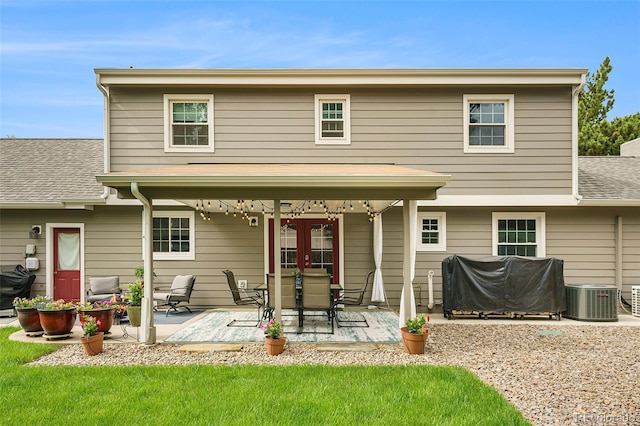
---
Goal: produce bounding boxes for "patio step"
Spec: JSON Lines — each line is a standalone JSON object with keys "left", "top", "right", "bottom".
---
{"left": 178, "top": 343, "right": 244, "bottom": 353}
{"left": 316, "top": 343, "right": 378, "bottom": 352}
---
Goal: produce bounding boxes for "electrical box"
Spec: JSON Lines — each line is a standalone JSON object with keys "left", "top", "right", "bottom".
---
{"left": 26, "top": 257, "right": 40, "bottom": 271}
{"left": 238, "top": 279, "right": 247, "bottom": 289}
{"left": 26, "top": 244, "right": 36, "bottom": 255}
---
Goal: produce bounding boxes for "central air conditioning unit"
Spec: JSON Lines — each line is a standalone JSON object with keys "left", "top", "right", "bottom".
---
{"left": 632, "top": 286, "right": 640, "bottom": 317}
{"left": 564, "top": 284, "right": 618, "bottom": 322}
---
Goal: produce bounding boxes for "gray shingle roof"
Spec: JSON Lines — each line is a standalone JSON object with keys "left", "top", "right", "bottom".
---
{"left": 0, "top": 139, "right": 104, "bottom": 204}
{"left": 578, "top": 156, "right": 640, "bottom": 200}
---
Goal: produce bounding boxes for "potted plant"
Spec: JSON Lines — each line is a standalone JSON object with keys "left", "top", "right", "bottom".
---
{"left": 260, "top": 320, "right": 285, "bottom": 356}
{"left": 77, "top": 300, "right": 116, "bottom": 334}
{"left": 80, "top": 315, "right": 104, "bottom": 356}
{"left": 13, "top": 296, "right": 50, "bottom": 335}
{"left": 125, "top": 281, "right": 143, "bottom": 327}
{"left": 134, "top": 265, "right": 156, "bottom": 284}
{"left": 400, "top": 314, "right": 430, "bottom": 354}
{"left": 37, "top": 299, "right": 77, "bottom": 338}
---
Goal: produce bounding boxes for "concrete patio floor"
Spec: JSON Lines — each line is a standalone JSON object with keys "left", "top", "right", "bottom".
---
{"left": 3, "top": 307, "right": 639, "bottom": 346}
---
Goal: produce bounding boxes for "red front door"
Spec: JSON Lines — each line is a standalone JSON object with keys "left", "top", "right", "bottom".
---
{"left": 269, "top": 218, "right": 339, "bottom": 283}
{"left": 53, "top": 228, "right": 81, "bottom": 301}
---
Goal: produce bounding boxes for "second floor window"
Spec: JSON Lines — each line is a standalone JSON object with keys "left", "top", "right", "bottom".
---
{"left": 315, "top": 94, "right": 351, "bottom": 145}
{"left": 164, "top": 94, "right": 214, "bottom": 152}
{"left": 463, "top": 94, "right": 514, "bottom": 154}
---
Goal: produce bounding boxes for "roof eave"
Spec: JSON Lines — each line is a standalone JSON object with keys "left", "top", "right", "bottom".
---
{"left": 577, "top": 198, "right": 640, "bottom": 206}
{"left": 95, "top": 68, "right": 587, "bottom": 87}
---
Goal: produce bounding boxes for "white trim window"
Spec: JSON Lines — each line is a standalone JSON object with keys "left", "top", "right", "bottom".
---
{"left": 314, "top": 94, "right": 351, "bottom": 145}
{"left": 417, "top": 212, "right": 446, "bottom": 251}
{"left": 463, "top": 94, "right": 514, "bottom": 153}
{"left": 492, "top": 212, "right": 545, "bottom": 257}
{"left": 152, "top": 211, "right": 195, "bottom": 260}
{"left": 164, "top": 94, "right": 214, "bottom": 152}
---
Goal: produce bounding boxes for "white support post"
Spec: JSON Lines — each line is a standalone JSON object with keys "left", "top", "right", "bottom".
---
{"left": 273, "top": 199, "right": 282, "bottom": 324}
{"left": 401, "top": 199, "right": 412, "bottom": 325}
{"left": 131, "top": 182, "right": 155, "bottom": 345}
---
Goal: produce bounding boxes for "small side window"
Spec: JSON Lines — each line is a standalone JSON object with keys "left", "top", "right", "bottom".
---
{"left": 417, "top": 212, "right": 446, "bottom": 252}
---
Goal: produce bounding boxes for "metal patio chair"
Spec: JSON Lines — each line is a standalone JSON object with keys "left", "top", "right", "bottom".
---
{"left": 87, "top": 276, "right": 122, "bottom": 303}
{"left": 223, "top": 270, "right": 264, "bottom": 327}
{"left": 301, "top": 273, "right": 335, "bottom": 334}
{"left": 336, "top": 270, "right": 374, "bottom": 327}
{"left": 153, "top": 275, "right": 196, "bottom": 316}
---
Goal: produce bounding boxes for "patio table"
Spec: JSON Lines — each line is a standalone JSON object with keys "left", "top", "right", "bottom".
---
{"left": 255, "top": 283, "right": 341, "bottom": 333}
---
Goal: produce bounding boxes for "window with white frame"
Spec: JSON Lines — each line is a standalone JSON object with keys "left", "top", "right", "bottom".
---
{"left": 417, "top": 212, "right": 446, "bottom": 251}
{"left": 164, "top": 94, "right": 214, "bottom": 152}
{"left": 463, "top": 94, "right": 514, "bottom": 153}
{"left": 314, "top": 94, "right": 351, "bottom": 145}
{"left": 152, "top": 211, "right": 195, "bottom": 260}
{"left": 492, "top": 212, "right": 545, "bottom": 257}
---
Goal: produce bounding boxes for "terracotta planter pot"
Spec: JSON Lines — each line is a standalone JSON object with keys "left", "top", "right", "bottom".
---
{"left": 400, "top": 326, "right": 428, "bottom": 354}
{"left": 127, "top": 306, "right": 141, "bottom": 327}
{"left": 265, "top": 336, "right": 286, "bottom": 356}
{"left": 81, "top": 332, "right": 104, "bottom": 356}
{"left": 16, "top": 307, "right": 43, "bottom": 334}
{"left": 38, "top": 308, "right": 77, "bottom": 336}
{"left": 79, "top": 309, "right": 115, "bottom": 334}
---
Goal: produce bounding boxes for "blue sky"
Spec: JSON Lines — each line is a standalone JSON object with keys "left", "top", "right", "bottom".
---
{"left": 1, "top": 0, "right": 639, "bottom": 138}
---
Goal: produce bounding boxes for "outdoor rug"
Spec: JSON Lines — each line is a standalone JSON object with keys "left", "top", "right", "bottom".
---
{"left": 153, "top": 308, "right": 204, "bottom": 325}
{"left": 165, "top": 309, "right": 402, "bottom": 343}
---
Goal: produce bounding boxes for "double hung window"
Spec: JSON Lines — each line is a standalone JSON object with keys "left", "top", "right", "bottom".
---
{"left": 463, "top": 94, "right": 514, "bottom": 153}
{"left": 164, "top": 94, "right": 214, "bottom": 152}
{"left": 315, "top": 94, "right": 351, "bottom": 145}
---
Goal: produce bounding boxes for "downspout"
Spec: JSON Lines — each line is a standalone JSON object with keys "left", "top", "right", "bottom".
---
{"left": 131, "top": 182, "right": 156, "bottom": 345}
{"left": 572, "top": 73, "right": 587, "bottom": 202}
{"left": 615, "top": 216, "right": 623, "bottom": 290}
{"left": 95, "top": 74, "right": 110, "bottom": 200}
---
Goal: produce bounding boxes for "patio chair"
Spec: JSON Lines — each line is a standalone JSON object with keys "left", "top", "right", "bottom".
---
{"left": 265, "top": 271, "right": 298, "bottom": 321}
{"left": 336, "top": 270, "right": 374, "bottom": 328}
{"left": 153, "top": 275, "right": 196, "bottom": 316}
{"left": 87, "top": 276, "right": 122, "bottom": 303}
{"left": 223, "top": 270, "right": 264, "bottom": 327}
{"left": 301, "top": 273, "right": 334, "bottom": 334}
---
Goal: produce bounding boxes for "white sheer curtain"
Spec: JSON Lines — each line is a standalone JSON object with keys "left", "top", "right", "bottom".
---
{"left": 371, "top": 214, "right": 385, "bottom": 302}
{"left": 57, "top": 232, "right": 79, "bottom": 270}
{"left": 399, "top": 200, "right": 417, "bottom": 327}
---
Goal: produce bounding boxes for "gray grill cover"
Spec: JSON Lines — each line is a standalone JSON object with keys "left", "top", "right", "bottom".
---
{"left": 442, "top": 255, "right": 566, "bottom": 314}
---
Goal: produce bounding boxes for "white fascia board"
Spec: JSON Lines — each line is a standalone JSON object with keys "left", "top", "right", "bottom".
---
{"left": 0, "top": 202, "right": 66, "bottom": 209}
{"left": 577, "top": 199, "right": 640, "bottom": 207}
{"left": 416, "top": 194, "right": 580, "bottom": 207}
{"left": 95, "top": 68, "right": 587, "bottom": 87}
{"left": 104, "top": 193, "right": 187, "bottom": 207}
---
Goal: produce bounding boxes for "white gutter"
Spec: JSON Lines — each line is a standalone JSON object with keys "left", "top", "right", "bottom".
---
{"left": 95, "top": 74, "right": 111, "bottom": 201}
{"left": 130, "top": 182, "right": 156, "bottom": 345}
{"left": 572, "top": 73, "right": 587, "bottom": 202}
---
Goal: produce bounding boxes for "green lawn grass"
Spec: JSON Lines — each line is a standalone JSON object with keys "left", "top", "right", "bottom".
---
{"left": 0, "top": 327, "right": 530, "bottom": 425}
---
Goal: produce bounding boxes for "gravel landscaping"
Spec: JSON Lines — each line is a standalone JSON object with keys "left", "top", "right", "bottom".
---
{"left": 29, "top": 323, "right": 640, "bottom": 426}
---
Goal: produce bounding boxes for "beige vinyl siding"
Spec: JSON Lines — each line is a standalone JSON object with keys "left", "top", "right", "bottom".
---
{"left": 378, "top": 206, "right": 639, "bottom": 310}
{"left": 108, "top": 86, "right": 573, "bottom": 196}
{"left": 622, "top": 214, "right": 640, "bottom": 301}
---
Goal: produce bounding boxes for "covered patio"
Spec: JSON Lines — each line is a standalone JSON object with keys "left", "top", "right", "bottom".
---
{"left": 96, "top": 163, "right": 451, "bottom": 344}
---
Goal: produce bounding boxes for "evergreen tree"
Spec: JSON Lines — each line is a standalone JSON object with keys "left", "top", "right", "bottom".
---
{"left": 578, "top": 57, "right": 640, "bottom": 155}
